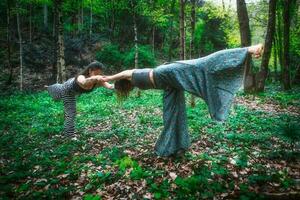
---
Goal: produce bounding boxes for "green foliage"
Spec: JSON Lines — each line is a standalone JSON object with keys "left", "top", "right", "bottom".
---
{"left": 130, "top": 165, "right": 148, "bottom": 180}
{"left": 278, "top": 122, "right": 300, "bottom": 143}
{"left": 96, "top": 44, "right": 124, "bottom": 70}
{"left": 173, "top": 164, "right": 229, "bottom": 199}
{"left": 194, "top": 19, "right": 205, "bottom": 51}
{"left": 256, "top": 88, "right": 300, "bottom": 107}
{"left": 2, "top": 0, "right": 300, "bottom": 197}
{"left": 0, "top": 83, "right": 299, "bottom": 198}
{"left": 115, "top": 156, "right": 135, "bottom": 171}
{"left": 149, "top": 180, "right": 170, "bottom": 199}
{"left": 196, "top": 2, "right": 229, "bottom": 54}
{"left": 123, "top": 45, "right": 156, "bottom": 68}
{"left": 83, "top": 194, "right": 101, "bottom": 200}
{"left": 287, "top": 0, "right": 300, "bottom": 72}
{"left": 96, "top": 44, "right": 156, "bottom": 70}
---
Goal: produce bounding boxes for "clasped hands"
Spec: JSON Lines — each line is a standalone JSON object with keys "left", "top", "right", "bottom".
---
{"left": 92, "top": 75, "right": 115, "bottom": 90}
{"left": 95, "top": 75, "right": 111, "bottom": 82}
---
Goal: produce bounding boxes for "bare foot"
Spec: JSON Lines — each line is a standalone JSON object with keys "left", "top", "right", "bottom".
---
{"left": 248, "top": 44, "right": 264, "bottom": 58}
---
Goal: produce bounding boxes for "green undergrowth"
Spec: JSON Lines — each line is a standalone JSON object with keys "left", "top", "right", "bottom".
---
{"left": 0, "top": 86, "right": 299, "bottom": 199}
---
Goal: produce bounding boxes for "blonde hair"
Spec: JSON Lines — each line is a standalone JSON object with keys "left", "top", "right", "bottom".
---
{"left": 114, "top": 79, "right": 134, "bottom": 102}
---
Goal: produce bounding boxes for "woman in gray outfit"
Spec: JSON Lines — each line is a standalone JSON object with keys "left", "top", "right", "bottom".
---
{"left": 100, "top": 44, "right": 264, "bottom": 156}
{"left": 46, "top": 61, "right": 113, "bottom": 136}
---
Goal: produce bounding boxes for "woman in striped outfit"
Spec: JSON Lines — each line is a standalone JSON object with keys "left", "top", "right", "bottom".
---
{"left": 46, "top": 61, "right": 114, "bottom": 136}
{"left": 100, "top": 44, "right": 263, "bottom": 156}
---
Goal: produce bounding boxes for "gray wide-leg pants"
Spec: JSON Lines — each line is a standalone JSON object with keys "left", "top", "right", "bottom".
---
{"left": 153, "top": 48, "right": 249, "bottom": 156}
{"left": 154, "top": 89, "right": 190, "bottom": 156}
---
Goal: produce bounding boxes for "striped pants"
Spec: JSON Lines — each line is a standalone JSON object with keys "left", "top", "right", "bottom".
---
{"left": 47, "top": 78, "right": 77, "bottom": 136}
{"left": 63, "top": 94, "right": 76, "bottom": 136}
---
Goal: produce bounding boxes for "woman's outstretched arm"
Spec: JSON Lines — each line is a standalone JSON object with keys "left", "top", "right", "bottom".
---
{"left": 77, "top": 75, "right": 102, "bottom": 86}
{"left": 101, "top": 69, "right": 135, "bottom": 82}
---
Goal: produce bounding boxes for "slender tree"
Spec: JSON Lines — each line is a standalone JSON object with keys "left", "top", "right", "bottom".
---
{"left": 29, "top": 3, "right": 32, "bottom": 43}
{"left": 237, "top": 0, "right": 251, "bottom": 47}
{"left": 190, "top": 0, "right": 196, "bottom": 107}
{"left": 16, "top": 1, "right": 23, "bottom": 91}
{"left": 168, "top": 0, "right": 176, "bottom": 61}
{"left": 257, "top": 0, "right": 276, "bottom": 92}
{"left": 236, "top": 0, "right": 253, "bottom": 92}
{"left": 190, "top": 0, "right": 196, "bottom": 60}
{"left": 89, "top": 0, "right": 93, "bottom": 41}
{"left": 179, "top": 0, "right": 185, "bottom": 60}
{"left": 131, "top": 0, "right": 139, "bottom": 70}
{"left": 152, "top": 26, "right": 155, "bottom": 54}
{"left": 130, "top": 0, "right": 140, "bottom": 96}
{"left": 151, "top": 0, "right": 156, "bottom": 55}
{"left": 43, "top": 3, "right": 48, "bottom": 31}
{"left": 54, "top": 0, "right": 66, "bottom": 83}
{"left": 77, "top": 0, "right": 81, "bottom": 32}
{"left": 110, "top": 0, "right": 116, "bottom": 40}
{"left": 282, "top": 0, "right": 291, "bottom": 90}
{"left": 81, "top": 0, "right": 84, "bottom": 27}
{"left": 276, "top": 4, "right": 283, "bottom": 69}
{"left": 52, "top": 4, "right": 56, "bottom": 80}
{"left": 290, "top": 0, "right": 300, "bottom": 84}
{"left": 273, "top": 38, "right": 278, "bottom": 81}
{"left": 6, "top": 0, "right": 13, "bottom": 85}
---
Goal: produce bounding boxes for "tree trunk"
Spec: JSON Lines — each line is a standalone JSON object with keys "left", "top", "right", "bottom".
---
{"left": 6, "top": 0, "right": 13, "bottom": 85}
{"left": 52, "top": 8, "right": 56, "bottom": 81}
{"left": 273, "top": 37, "right": 278, "bottom": 81}
{"left": 110, "top": 0, "right": 116, "bottom": 40}
{"left": 190, "top": 0, "right": 196, "bottom": 107}
{"left": 52, "top": 9, "right": 55, "bottom": 37}
{"left": 29, "top": 4, "right": 32, "bottom": 43}
{"left": 256, "top": 0, "right": 276, "bottom": 92}
{"left": 16, "top": 1, "right": 23, "bottom": 91}
{"left": 276, "top": 6, "right": 283, "bottom": 84}
{"left": 237, "top": 0, "right": 251, "bottom": 48}
{"left": 81, "top": 0, "right": 84, "bottom": 27}
{"left": 277, "top": 7, "right": 283, "bottom": 69}
{"left": 151, "top": 0, "right": 156, "bottom": 55}
{"left": 282, "top": 0, "right": 291, "bottom": 90}
{"left": 78, "top": 0, "right": 81, "bottom": 33}
{"left": 168, "top": 0, "right": 176, "bottom": 61}
{"left": 190, "top": 0, "right": 195, "bottom": 60}
{"left": 133, "top": 8, "right": 138, "bottom": 69}
{"left": 54, "top": 0, "right": 66, "bottom": 83}
{"left": 131, "top": 0, "right": 140, "bottom": 96}
{"left": 43, "top": 4, "right": 48, "bottom": 31}
{"left": 152, "top": 27, "right": 155, "bottom": 55}
{"left": 179, "top": 0, "right": 185, "bottom": 60}
{"left": 89, "top": 0, "right": 93, "bottom": 41}
{"left": 236, "top": 0, "right": 253, "bottom": 93}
